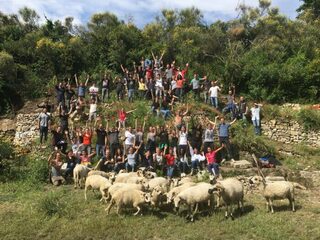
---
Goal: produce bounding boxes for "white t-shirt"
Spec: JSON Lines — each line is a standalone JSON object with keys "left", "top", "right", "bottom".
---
{"left": 179, "top": 132, "right": 188, "bottom": 145}
{"left": 89, "top": 86, "right": 99, "bottom": 94}
{"left": 251, "top": 107, "right": 261, "bottom": 120}
{"left": 89, "top": 103, "right": 97, "bottom": 113}
{"left": 209, "top": 86, "right": 220, "bottom": 97}
{"left": 155, "top": 78, "right": 163, "bottom": 88}
{"left": 125, "top": 131, "right": 135, "bottom": 145}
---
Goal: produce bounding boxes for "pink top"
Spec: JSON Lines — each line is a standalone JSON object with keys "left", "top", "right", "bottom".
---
{"left": 118, "top": 110, "right": 127, "bottom": 122}
{"left": 206, "top": 151, "right": 218, "bottom": 164}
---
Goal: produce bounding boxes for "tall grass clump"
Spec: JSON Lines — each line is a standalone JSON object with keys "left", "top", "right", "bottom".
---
{"left": 296, "top": 108, "right": 320, "bottom": 131}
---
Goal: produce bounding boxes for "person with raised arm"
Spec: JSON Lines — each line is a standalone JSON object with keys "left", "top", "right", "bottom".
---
{"left": 75, "top": 73, "right": 89, "bottom": 98}
{"left": 217, "top": 117, "right": 237, "bottom": 164}
{"left": 206, "top": 144, "right": 225, "bottom": 178}
{"left": 203, "top": 116, "right": 219, "bottom": 154}
{"left": 125, "top": 143, "right": 142, "bottom": 172}
{"left": 188, "top": 141, "right": 206, "bottom": 175}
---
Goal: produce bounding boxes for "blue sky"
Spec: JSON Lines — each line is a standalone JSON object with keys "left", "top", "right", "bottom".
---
{"left": 0, "top": 0, "right": 302, "bottom": 27}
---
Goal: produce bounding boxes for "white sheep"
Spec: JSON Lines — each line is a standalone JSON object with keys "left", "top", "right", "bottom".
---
{"left": 84, "top": 175, "right": 112, "bottom": 201}
{"left": 144, "top": 171, "right": 157, "bottom": 179}
{"left": 125, "top": 176, "right": 145, "bottom": 184}
{"left": 172, "top": 176, "right": 194, "bottom": 187}
{"left": 73, "top": 164, "right": 91, "bottom": 189}
{"left": 146, "top": 177, "right": 171, "bottom": 192}
{"left": 166, "top": 182, "right": 197, "bottom": 204}
{"left": 173, "top": 183, "right": 214, "bottom": 222}
{"left": 106, "top": 182, "right": 147, "bottom": 202}
{"left": 105, "top": 188, "right": 151, "bottom": 216}
{"left": 150, "top": 186, "right": 167, "bottom": 208}
{"left": 249, "top": 176, "right": 304, "bottom": 213}
{"left": 114, "top": 171, "right": 144, "bottom": 183}
{"left": 208, "top": 178, "right": 244, "bottom": 220}
{"left": 88, "top": 171, "right": 116, "bottom": 183}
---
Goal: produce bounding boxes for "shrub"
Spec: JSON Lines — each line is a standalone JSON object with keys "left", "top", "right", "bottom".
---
{"left": 296, "top": 108, "right": 320, "bottom": 131}
{"left": 231, "top": 121, "right": 275, "bottom": 156}
{"left": 38, "top": 191, "right": 66, "bottom": 217}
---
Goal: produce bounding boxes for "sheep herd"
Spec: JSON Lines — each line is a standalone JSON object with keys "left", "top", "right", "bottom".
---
{"left": 73, "top": 165, "right": 306, "bottom": 221}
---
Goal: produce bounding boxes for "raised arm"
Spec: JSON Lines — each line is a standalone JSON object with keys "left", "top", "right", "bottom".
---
{"left": 134, "top": 142, "right": 142, "bottom": 154}
{"left": 188, "top": 141, "right": 194, "bottom": 156}
{"left": 182, "top": 104, "right": 189, "bottom": 116}
{"left": 74, "top": 74, "right": 79, "bottom": 87}
{"left": 230, "top": 118, "right": 237, "bottom": 125}
{"left": 151, "top": 51, "right": 156, "bottom": 62}
{"left": 120, "top": 64, "right": 125, "bottom": 73}
{"left": 85, "top": 74, "right": 90, "bottom": 86}
{"left": 126, "top": 108, "right": 137, "bottom": 114}
{"left": 142, "top": 117, "right": 146, "bottom": 133}
{"left": 135, "top": 119, "right": 138, "bottom": 131}
{"left": 159, "top": 50, "right": 165, "bottom": 62}
{"left": 215, "top": 144, "right": 225, "bottom": 153}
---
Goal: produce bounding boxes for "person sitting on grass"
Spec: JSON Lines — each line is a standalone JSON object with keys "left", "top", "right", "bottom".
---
{"left": 164, "top": 146, "right": 176, "bottom": 180}
{"left": 48, "top": 151, "right": 65, "bottom": 186}
{"left": 79, "top": 149, "right": 96, "bottom": 167}
{"left": 205, "top": 144, "right": 225, "bottom": 179}
{"left": 125, "top": 144, "right": 142, "bottom": 172}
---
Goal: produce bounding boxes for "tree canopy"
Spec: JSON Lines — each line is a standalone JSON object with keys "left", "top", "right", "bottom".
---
{"left": 0, "top": 1, "right": 319, "bottom": 113}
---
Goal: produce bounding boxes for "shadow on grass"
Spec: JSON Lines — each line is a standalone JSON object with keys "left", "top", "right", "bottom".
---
{"left": 271, "top": 204, "right": 302, "bottom": 213}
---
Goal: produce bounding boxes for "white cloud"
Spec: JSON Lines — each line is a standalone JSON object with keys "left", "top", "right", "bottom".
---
{"left": 0, "top": 0, "right": 301, "bottom": 27}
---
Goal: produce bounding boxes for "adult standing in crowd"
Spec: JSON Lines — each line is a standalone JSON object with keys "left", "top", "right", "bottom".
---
{"left": 39, "top": 108, "right": 50, "bottom": 147}
{"left": 251, "top": 103, "right": 263, "bottom": 135}
{"left": 217, "top": 117, "right": 236, "bottom": 163}
{"left": 75, "top": 74, "right": 89, "bottom": 98}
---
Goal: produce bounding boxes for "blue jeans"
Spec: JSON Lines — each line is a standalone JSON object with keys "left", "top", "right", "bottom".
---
{"left": 126, "top": 162, "right": 136, "bottom": 172}
{"left": 114, "top": 163, "right": 125, "bottom": 173}
{"left": 128, "top": 89, "right": 135, "bottom": 102}
{"left": 96, "top": 144, "right": 105, "bottom": 158}
{"left": 207, "top": 163, "right": 219, "bottom": 176}
{"left": 222, "top": 104, "right": 235, "bottom": 114}
{"left": 167, "top": 166, "right": 174, "bottom": 178}
{"left": 191, "top": 160, "right": 199, "bottom": 170}
{"left": 252, "top": 119, "right": 261, "bottom": 135}
{"left": 179, "top": 162, "right": 189, "bottom": 174}
{"left": 160, "top": 109, "right": 171, "bottom": 119}
{"left": 210, "top": 97, "right": 218, "bottom": 108}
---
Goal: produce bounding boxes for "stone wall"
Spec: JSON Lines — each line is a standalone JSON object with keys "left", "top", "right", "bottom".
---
{"left": 13, "top": 113, "right": 39, "bottom": 146}
{"left": 261, "top": 119, "right": 320, "bottom": 147}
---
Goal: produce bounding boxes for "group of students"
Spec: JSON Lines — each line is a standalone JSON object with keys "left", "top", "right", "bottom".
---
{"left": 40, "top": 53, "right": 263, "bottom": 184}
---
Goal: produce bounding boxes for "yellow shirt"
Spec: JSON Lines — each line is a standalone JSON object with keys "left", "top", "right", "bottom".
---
{"left": 138, "top": 82, "right": 146, "bottom": 90}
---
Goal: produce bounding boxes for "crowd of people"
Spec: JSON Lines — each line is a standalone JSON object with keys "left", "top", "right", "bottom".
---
{"left": 40, "top": 52, "right": 263, "bottom": 185}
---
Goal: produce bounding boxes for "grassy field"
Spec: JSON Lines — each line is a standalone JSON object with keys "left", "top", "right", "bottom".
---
{"left": 1, "top": 181, "right": 320, "bottom": 240}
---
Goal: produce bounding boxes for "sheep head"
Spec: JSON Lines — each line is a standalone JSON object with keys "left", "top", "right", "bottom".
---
{"left": 143, "top": 192, "right": 151, "bottom": 203}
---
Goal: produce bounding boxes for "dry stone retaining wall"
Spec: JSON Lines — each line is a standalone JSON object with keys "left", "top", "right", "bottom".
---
{"left": 261, "top": 119, "right": 320, "bottom": 147}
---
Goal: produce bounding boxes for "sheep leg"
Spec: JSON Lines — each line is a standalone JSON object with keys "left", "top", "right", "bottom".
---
{"left": 105, "top": 200, "right": 115, "bottom": 215}
{"left": 186, "top": 205, "right": 192, "bottom": 220}
{"left": 230, "top": 205, "right": 234, "bottom": 220}
{"left": 225, "top": 205, "right": 229, "bottom": 219}
{"left": 133, "top": 206, "right": 141, "bottom": 216}
{"left": 190, "top": 203, "right": 199, "bottom": 222}
{"left": 290, "top": 197, "right": 295, "bottom": 212}
{"left": 116, "top": 205, "right": 122, "bottom": 216}
{"left": 84, "top": 186, "right": 88, "bottom": 201}
{"left": 266, "top": 198, "right": 270, "bottom": 212}
{"left": 269, "top": 199, "right": 274, "bottom": 214}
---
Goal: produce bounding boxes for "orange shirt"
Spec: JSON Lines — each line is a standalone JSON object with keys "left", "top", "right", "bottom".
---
{"left": 83, "top": 132, "right": 92, "bottom": 145}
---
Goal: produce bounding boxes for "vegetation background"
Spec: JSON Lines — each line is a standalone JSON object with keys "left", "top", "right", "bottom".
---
{"left": 1, "top": 0, "right": 320, "bottom": 114}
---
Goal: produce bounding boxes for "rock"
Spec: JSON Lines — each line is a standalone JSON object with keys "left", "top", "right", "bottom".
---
{"left": 231, "top": 160, "right": 252, "bottom": 169}
{"left": 0, "top": 119, "right": 16, "bottom": 131}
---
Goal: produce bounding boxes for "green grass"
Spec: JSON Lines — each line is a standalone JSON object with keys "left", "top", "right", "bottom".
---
{"left": 1, "top": 183, "right": 320, "bottom": 240}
